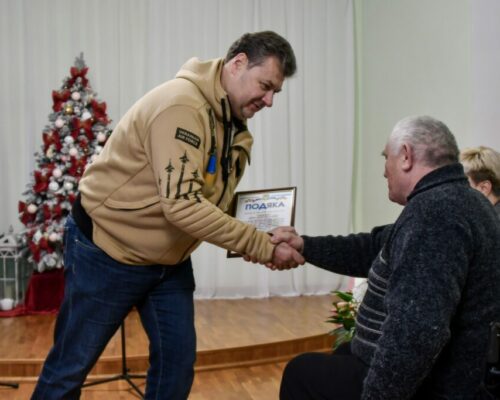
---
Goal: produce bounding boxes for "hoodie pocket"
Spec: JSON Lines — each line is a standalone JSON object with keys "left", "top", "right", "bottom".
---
{"left": 104, "top": 195, "right": 160, "bottom": 210}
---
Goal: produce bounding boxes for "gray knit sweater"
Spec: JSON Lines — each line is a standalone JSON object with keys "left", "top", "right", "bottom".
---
{"left": 302, "top": 164, "right": 500, "bottom": 399}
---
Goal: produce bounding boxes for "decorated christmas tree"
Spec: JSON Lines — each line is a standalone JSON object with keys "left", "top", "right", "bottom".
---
{"left": 18, "top": 54, "right": 112, "bottom": 272}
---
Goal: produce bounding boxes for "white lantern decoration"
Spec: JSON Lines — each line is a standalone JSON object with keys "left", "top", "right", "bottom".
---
{"left": 55, "top": 118, "right": 65, "bottom": 128}
{"left": 0, "top": 227, "right": 30, "bottom": 308}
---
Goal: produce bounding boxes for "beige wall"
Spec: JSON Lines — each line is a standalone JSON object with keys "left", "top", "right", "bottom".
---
{"left": 353, "top": 0, "right": 472, "bottom": 231}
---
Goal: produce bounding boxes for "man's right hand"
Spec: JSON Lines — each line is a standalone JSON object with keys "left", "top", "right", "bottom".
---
{"left": 267, "top": 242, "right": 305, "bottom": 270}
{"left": 242, "top": 226, "right": 306, "bottom": 269}
{"left": 264, "top": 226, "right": 305, "bottom": 269}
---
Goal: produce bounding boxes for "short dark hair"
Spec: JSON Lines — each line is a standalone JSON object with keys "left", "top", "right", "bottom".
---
{"left": 225, "top": 31, "right": 297, "bottom": 77}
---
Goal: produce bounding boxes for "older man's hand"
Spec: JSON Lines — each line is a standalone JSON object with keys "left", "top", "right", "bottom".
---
{"left": 269, "top": 226, "right": 304, "bottom": 253}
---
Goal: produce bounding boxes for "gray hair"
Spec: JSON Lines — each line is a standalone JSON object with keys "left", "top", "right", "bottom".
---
{"left": 388, "top": 116, "right": 459, "bottom": 167}
{"left": 225, "top": 31, "right": 297, "bottom": 78}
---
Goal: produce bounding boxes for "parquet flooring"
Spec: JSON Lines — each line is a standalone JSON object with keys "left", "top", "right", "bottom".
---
{"left": 0, "top": 295, "right": 335, "bottom": 398}
{"left": 0, "top": 362, "right": 287, "bottom": 399}
{"left": 0, "top": 295, "right": 333, "bottom": 360}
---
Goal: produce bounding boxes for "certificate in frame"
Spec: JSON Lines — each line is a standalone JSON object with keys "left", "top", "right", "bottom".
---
{"left": 227, "top": 186, "right": 296, "bottom": 258}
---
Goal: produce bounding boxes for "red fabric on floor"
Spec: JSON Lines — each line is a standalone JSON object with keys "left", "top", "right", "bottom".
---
{"left": 24, "top": 268, "right": 64, "bottom": 313}
{"left": 0, "top": 268, "right": 64, "bottom": 317}
{"left": 0, "top": 304, "right": 28, "bottom": 317}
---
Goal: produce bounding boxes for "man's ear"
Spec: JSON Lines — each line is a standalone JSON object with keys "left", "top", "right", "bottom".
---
{"left": 230, "top": 53, "right": 248, "bottom": 74}
{"left": 400, "top": 143, "right": 413, "bottom": 172}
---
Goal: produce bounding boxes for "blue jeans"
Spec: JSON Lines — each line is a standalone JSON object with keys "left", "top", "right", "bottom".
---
{"left": 32, "top": 216, "right": 196, "bottom": 400}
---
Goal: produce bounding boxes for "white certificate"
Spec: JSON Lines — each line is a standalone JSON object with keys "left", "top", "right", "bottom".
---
{"left": 227, "top": 187, "right": 296, "bottom": 258}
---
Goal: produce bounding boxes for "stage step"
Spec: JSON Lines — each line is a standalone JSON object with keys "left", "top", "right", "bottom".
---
{"left": 0, "top": 295, "right": 335, "bottom": 382}
{"left": 0, "top": 333, "right": 331, "bottom": 382}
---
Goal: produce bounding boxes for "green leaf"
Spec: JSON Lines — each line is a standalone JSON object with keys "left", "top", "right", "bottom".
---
{"left": 330, "top": 328, "right": 353, "bottom": 351}
{"left": 333, "top": 291, "right": 353, "bottom": 302}
{"left": 343, "top": 319, "right": 356, "bottom": 330}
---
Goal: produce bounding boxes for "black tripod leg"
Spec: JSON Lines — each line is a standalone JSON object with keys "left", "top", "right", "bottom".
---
{"left": 82, "top": 321, "right": 145, "bottom": 398}
{"left": 0, "top": 382, "right": 19, "bottom": 389}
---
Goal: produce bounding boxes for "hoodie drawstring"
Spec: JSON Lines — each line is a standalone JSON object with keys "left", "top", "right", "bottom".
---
{"left": 220, "top": 98, "right": 232, "bottom": 184}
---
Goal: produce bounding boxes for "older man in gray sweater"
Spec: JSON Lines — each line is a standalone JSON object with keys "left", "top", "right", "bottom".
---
{"left": 271, "top": 116, "right": 500, "bottom": 399}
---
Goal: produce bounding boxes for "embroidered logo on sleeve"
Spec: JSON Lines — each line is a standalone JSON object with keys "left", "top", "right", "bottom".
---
{"left": 175, "top": 128, "right": 201, "bottom": 149}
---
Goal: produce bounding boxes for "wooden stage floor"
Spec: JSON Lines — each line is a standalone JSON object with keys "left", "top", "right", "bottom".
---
{"left": 0, "top": 295, "right": 335, "bottom": 398}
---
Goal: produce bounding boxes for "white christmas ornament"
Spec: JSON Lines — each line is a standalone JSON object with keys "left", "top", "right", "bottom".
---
{"left": 48, "top": 232, "right": 60, "bottom": 242}
{"left": 81, "top": 111, "right": 92, "bottom": 121}
{"left": 97, "top": 132, "right": 107, "bottom": 143}
{"left": 95, "top": 145, "right": 103, "bottom": 155}
{"left": 63, "top": 181, "right": 74, "bottom": 191}
{"left": 55, "top": 118, "right": 65, "bottom": 128}
{"left": 43, "top": 254, "right": 57, "bottom": 268}
{"left": 52, "top": 168, "right": 62, "bottom": 178}
{"left": 64, "top": 135, "right": 74, "bottom": 145}
{"left": 27, "top": 204, "right": 38, "bottom": 214}
{"left": 33, "top": 230, "right": 43, "bottom": 243}
{"left": 36, "top": 262, "right": 46, "bottom": 273}
{"left": 49, "top": 181, "right": 59, "bottom": 192}
{"left": 71, "top": 92, "right": 81, "bottom": 101}
{"left": 69, "top": 147, "right": 78, "bottom": 157}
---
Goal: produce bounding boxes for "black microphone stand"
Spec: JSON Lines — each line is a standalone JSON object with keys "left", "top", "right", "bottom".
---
{"left": 0, "top": 382, "right": 19, "bottom": 389}
{"left": 82, "top": 321, "right": 146, "bottom": 398}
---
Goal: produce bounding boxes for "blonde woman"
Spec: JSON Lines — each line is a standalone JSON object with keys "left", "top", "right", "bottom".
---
{"left": 460, "top": 146, "right": 500, "bottom": 217}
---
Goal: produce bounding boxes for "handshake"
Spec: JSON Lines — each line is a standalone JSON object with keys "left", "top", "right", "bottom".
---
{"left": 244, "top": 226, "right": 306, "bottom": 271}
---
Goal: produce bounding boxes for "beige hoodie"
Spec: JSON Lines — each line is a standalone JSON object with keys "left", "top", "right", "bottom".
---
{"left": 79, "top": 58, "right": 274, "bottom": 265}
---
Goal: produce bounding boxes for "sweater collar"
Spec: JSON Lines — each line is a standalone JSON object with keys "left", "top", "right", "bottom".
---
{"left": 407, "top": 163, "right": 468, "bottom": 202}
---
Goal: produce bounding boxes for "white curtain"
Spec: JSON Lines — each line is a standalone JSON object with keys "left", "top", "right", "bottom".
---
{"left": 0, "top": 0, "right": 355, "bottom": 298}
{"left": 470, "top": 0, "right": 500, "bottom": 151}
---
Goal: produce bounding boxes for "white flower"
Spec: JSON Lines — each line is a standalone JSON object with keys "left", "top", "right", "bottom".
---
{"left": 352, "top": 279, "right": 368, "bottom": 303}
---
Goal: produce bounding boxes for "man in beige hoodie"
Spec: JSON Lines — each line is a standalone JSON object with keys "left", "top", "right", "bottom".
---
{"left": 32, "top": 31, "right": 301, "bottom": 400}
